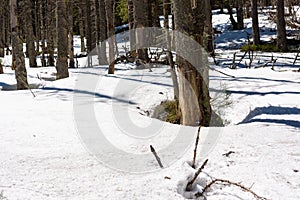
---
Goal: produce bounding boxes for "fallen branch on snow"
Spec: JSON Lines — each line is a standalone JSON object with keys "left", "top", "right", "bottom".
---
{"left": 195, "top": 178, "right": 268, "bottom": 200}
{"left": 186, "top": 159, "right": 208, "bottom": 191}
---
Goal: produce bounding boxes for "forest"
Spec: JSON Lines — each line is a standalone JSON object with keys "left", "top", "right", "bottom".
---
{"left": 0, "top": 0, "right": 300, "bottom": 200}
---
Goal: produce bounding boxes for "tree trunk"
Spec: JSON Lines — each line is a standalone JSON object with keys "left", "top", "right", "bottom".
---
{"left": 11, "top": 0, "right": 29, "bottom": 89}
{"left": 68, "top": 0, "right": 75, "bottom": 68}
{"left": 90, "top": 0, "right": 97, "bottom": 51}
{"left": 236, "top": 0, "right": 244, "bottom": 30}
{"left": 24, "top": 0, "right": 37, "bottom": 67}
{"left": 85, "top": 0, "right": 92, "bottom": 53}
{"left": 56, "top": 0, "right": 69, "bottom": 79}
{"left": 164, "top": 0, "right": 179, "bottom": 101}
{"left": 0, "top": 0, "right": 5, "bottom": 58}
{"left": 276, "top": 0, "right": 288, "bottom": 51}
{"left": 98, "top": 0, "right": 108, "bottom": 64}
{"left": 47, "top": 0, "right": 55, "bottom": 66}
{"left": 133, "top": 0, "right": 150, "bottom": 63}
{"left": 226, "top": 3, "right": 238, "bottom": 30}
{"left": 105, "top": 0, "right": 115, "bottom": 74}
{"left": 252, "top": 0, "right": 260, "bottom": 45}
{"left": 204, "top": 0, "right": 214, "bottom": 54}
{"left": 128, "top": 0, "right": 135, "bottom": 52}
{"left": 77, "top": 1, "right": 85, "bottom": 53}
{"left": 174, "top": 0, "right": 212, "bottom": 126}
{"left": 40, "top": 0, "right": 46, "bottom": 67}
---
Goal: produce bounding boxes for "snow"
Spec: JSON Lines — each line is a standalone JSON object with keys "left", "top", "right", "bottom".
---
{"left": 1, "top": 8, "right": 300, "bottom": 200}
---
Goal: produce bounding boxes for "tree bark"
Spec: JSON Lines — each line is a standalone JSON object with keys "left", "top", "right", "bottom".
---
{"left": 236, "top": 0, "right": 244, "bottom": 30}
{"left": 24, "top": 0, "right": 37, "bottom": 68}
{"left": 252, "top": 0, "right": 260, "bottom": 45}
{"left": 174, "top": 0, "right": 212, "bottom": 126}
{"left": 56, "top": 0, "right": 69, "bottom": 79}
{"left": 77, "top": 1, "right": 85, "bottom": 53}
{"left": 47, "top": 0, "right": 55, "bottom": 66}
{"left": 164, "top": 0, "right": 179, "bottom": 101}
{"left": 105, "top": 0, "right": 115, "bottom": 74}
{"left": 40, "top": 0, "right": 46, "bottom": 67}
{"left": 11, "top": 0, "right": 29, "bottom": 89}
{"left": 128, "top": 0, "right": 136, "bottom": 52}
{"left": 98, "top": 0, "right": 108, "bottom": 64}
{"left": 133, "top": 0, "right": 150, "bottom": 63}
{"left": 276, "top": 0, "right": 288, "bottom": 51}
{"left": 204, "top": 0, "right": 214, "bottom": 54}
{"left": 0, "top": 0, "right": 5, "bottom": 58}
{"left": 226, "top": 3, "right": 238, "bottom": 30}
{"left": 68, "top": 0, "right": 75, "bottom": 68}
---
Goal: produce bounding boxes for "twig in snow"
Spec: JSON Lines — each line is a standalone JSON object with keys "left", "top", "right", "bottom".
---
{"left": 150, "top": 145, "right": 164, "bottom": 168}
{"left": 192, "top": 126, "right": 201, "bottom": 169}
{"left": 186, "top": 159, "right": 208, "bottom": 191}
{"left": 195, "top": 178, "right": 268, "bottom": 200}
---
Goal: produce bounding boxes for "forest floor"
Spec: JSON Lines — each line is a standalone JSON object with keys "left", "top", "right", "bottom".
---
{"left": 0, "top": 8, "right": 300, "bottom": 200}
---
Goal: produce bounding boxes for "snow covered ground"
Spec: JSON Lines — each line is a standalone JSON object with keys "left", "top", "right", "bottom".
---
{"left": 1, "top": 9, "right": 300, "bottom": 200}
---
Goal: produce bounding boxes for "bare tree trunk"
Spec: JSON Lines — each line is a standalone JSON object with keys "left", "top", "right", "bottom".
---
{"left": 47, "top": 0, "right": 55, "bottom": 66}
{"left": 90, "top": 0, "right": 97, "bottom": 51}
{"left": 24, "top": 0, "right": 37, "bottom": 67}
{"left": 0, "top": 0, "right": 5, "bottom": 58}
{"left": 105, "top": 0, "right": 115, "bottom": 74}
{"left": 133, "top": 0, "right": 150, "bottom": 63}
{"left": 276, "top": 0, "right": 288, "bottom": 51}
{"left": 34, "top": 0, "right": 40, "bottom": 55}
{"left": 68, "top": 0, "right": 75, "bottom": 68}
{"left": 5, "top": 0, "right": 11, "bottom": 56}
{"left": 164, "top": 0, "right": 179, "bottom": 101}
{"left": 11, "top": 0, "right": 29, "bottom": 89}
{"left": 252, "top": 0, "right": 260, "bottom": 45}
{"left": 99, "top": 0, "right": 108, "bottom": 64}
{"left": 204, "top": 0, "right": 214, "bottom": 54}
{"left": 76, "top": 1, "right": 85, "bottom": 53}
{"left": 128, "top": 0, "right": 135, "bottom": 52}
{"left": 40, "top": 0, "right": 46, "bottom": 67}
{"left": 56, "top": 0, "right": 69, "bottom": 79}
{"left": 174, "top": 0, "right": 212, "bottom": 126}
{"left": 236, "top": 0, "right": 244, "bottom": 30}
{"left": 226, "top": 3, "right": 238, "bottom": 30}
{"left": 85, "top": 0, "right": 92, "bottom": 53}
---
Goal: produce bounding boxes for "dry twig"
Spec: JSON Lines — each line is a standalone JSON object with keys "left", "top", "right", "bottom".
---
{"left": 192, "top": 126, "right": 201, "bottom": 168}
{"left": 195, "top": 178, "right": 268, "bottom": 200}
{"left": 186, "top": 159, "right": 208, "bottom": 191}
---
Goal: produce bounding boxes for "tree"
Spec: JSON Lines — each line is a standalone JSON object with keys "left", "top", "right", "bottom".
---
{"left": 24, "top": 0, "right": 37, "bottom": 68}
{"left": 133, "top": 0, "right": 150, "bottom": 63}
{"left": 99, "top": 0, "right": 108, "bottom": 64}
{"left": 11, "top": 0, "right": 29, "bottom": 89}
{"left": 46, "top": 0, "right": 56, "bottom": 66}
{"left": 105, "top": 0, "right": 115, "bottom": 74}
{"left": 68, "top": 0, "right": 75, "bottom": 68}
{"left": 128, "top": 0, "right": 135, "bottom": 51}
{"left": 56, "top": 0, "right": 69, "bottom": 79}
{"left": 0, "top": 0, "right": 5, "bottom": 57}
{"left": 174, "top": 0, "right": 212, "bottom": 126}
{"left": 276, "top": 0, "right": 288, "bottom": 51}
{"left": 236, "top": 0, "right": 244, "bottom": 30}
{"left": 252, "top": 0, "right": 260, "bottom": 45}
